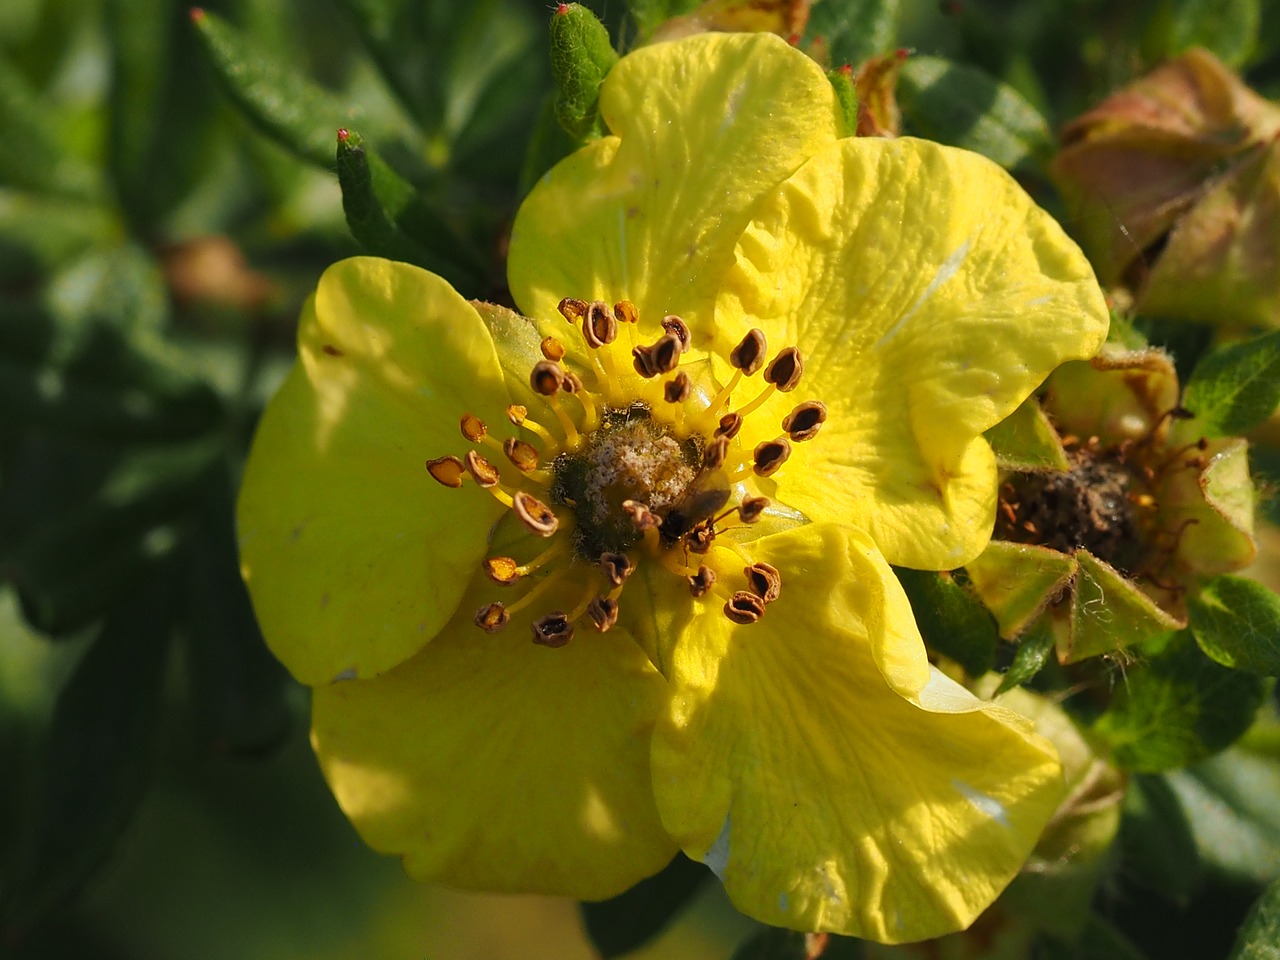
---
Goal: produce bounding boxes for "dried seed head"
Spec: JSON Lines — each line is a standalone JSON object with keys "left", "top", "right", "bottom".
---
{"left": 464, "top": 450, "right": 501, "bottom": 487}
{"left": 474, "top": 602, "right": 509, "bottom": 633}
{"left": 532, "top": 612, "right": 574, "bottom": 647}
{"left": 782, "top": 400, "right": 827, "bottom": 441}
{"left": 724, "top": 591, "right": 767, "bottom": 624}
{"left": 513, "top": 490, "right": 559, "bottom": 536}
{"left": 688, "top": 565, "right": 717, "bottom": 597}
{"left": 753, "top": 438, "right": 792, "bottom": 477}
{"left": 426, "top": 455, "right": 466, "bottom": 488}
{"left": 730, "top": 329, "right": 768, "bottom": 374}
{"left": 744, "top": 562, "right": 782, "bottom": 603}
{"left": 764, "top": 347, "right": 804, "bottom": 392}
{"left": 587, "top": 596, "right": 619, "bottom": 632}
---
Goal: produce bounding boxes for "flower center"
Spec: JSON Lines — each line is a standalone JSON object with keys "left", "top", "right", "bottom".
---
{"left": 424, "top": 297, "right": 828, "bottom": 647}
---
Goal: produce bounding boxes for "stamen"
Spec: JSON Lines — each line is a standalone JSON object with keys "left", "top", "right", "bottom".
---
{"left": 587, "top": 595, "right": 619, "bottom": 632}
{"left": 583, "top": 301, "right": 618, "bottom": 348}
{"left": 730, "top": 329, "right": 768, "bottom": 375}
{"left": 734, "top": 383, "right": 777, "bottom": 419}
{"left": 474, "top": 602, "right": 510, "bottom": 633}
{"left": 744, "top": 562, "right": 782, "bottom": 603}
{"left": 464, "top": 450, "right": 502, "bottom": 488}
{"left": 738, "top": 496, "right": 770, "bottom": 523}
{"left": 541, "top": 337, "right": 567, "bottom": 362}
{"left": 664, "top": 371, "right": 691, "bottom": 404}
{"left": 715, "top": 412, "right": 743, "bottom": 439}
{"left": 688, "top": 564, "right": 717, "bottom": 597}
{"left": 600, "top": 552, "right": 634, "bottom": 587}
{"left": 513, "top": 490, "right": 559, "bottom": 536}
{"left": 661, "top": 315, "right": 692, "bottom": 353}
{"left": 530, "top": 360, "right": 565, "bottom": 396}
{"left": 508, "top": 404, "right": 558, "bottom": 450}
{"left": 622, "top": 499, "right": 662, "bottom": 531}
{"left": 483, "top": 557, "right": 521, "bottom": 585}
{"left": 558, "top": 297, "right": 588, "bottom": 323}
{"left": 615, "top": 300, "right": 639, "bottom": 324}
{"left": 706, "top": 370, "right": 743, "bottom": 416}
{"left": 460, "top": 413, "right": 488, "bottom": 443}
{"left": 782, "top": 401, "right": 827, "bottom": 441}
{"left": 703, "top": 436, "right": 730, "bottom": 470}
{"left": 686, "top": 522, "right": 716, "bottom": 554}
{"left": 753, "top": 438, "right": 792, "bottom": 477}
{"left": 724, "top": 591, "right": 767, "bottom": 624}
{"left": 571, "top": 376, "right": 601, "bottom": 430}
{"left": 532, "top": 612, "right": 574, "bottom": 647}
{"left": 426, "top": 456, "right": 466, "bottom": 488}
{"left": 503, "top": 437, "right": 541, "bottom": 472}
{"left": 650, "top": 334, "right": 682, "bottom": 374}
{"left": 632, "top": 343, "right": 656, "bottom": 378}
{"left": 546, "top": 393, "right": 581, "bottom": 448}
{"left": 764, "top": 347, "right": 804, "bottom": 392}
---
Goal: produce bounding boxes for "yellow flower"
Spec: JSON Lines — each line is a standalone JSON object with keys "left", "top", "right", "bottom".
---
{"left": 237, "top": 33, "right": 1108, "bottom": 943}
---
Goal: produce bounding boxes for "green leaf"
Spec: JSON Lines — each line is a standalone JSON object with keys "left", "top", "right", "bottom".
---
{"left": 0, "top": 570, "right": 174, "bottom": 930}
{"left": 1094, "top": 633, "right": 1269, "bottom": 772}
{"left": 550, "top": 3, "right": 618, "bottom": 142}
{"left": 1167, "top": 746, "right": 1280, "bottom": 884}
{"left": 1146, "top": 0, "right": 1260, "bottom": 67}
{"left": 519, "top": 94, "right": 580, "bottom": 197}
{"left": 1189, "top": 575, "right": 1280, "bottom": 676}
{"left": 996, "top": 616, "right": 1056, "bottom": 694}
{"left": 807, "top": 0, "right": 899, "bottom": 67}
{"left": 1228, "top": 879, "right": 1280, "bottom": 960}
{"left": 1118, "top": 773, "right": 1200, "bottom": 902}
{"left": 580, "top": 854, "right": 708, "bottom": 958}
{"left": 192, "top": 7, "right": 362, "bottom": 169}
{"left": 0, "top": 193, "right": 116, "bottom": 285}
{"left": 0, "top": 54, "right": 98, "bottom": 199}
{"left": 897, "top": 55, "right": 1051, "bottom": 172}
{"left": 894, "top": 568, "right": 998, "bottom": 676}
{"left": 1181, "top": 330, "right": 1280, "bottom": 437}
{"left": 627, "top": 0, "right": 700, "bottom": 39}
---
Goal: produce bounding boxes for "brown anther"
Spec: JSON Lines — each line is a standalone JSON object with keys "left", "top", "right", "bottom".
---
{"left": 664, "top": 371, "right": 691, "bottom": 404}
{"left": 464, "top": 450, "right": 501, "bottom": 487}
{"left": 587, "top": 596, "right": 619, "bottom": 632}
{"left": 530, "top": 360, "right": 564, "bottom": 396}
{"left": 744, "top": 562, "right": 782, "bottom": 603}
{"left": 561, "top": 370, "right": 584, "bottom": 394}
{"left": 753, "top": 438, "right": 792, "bottom": 477}
{"left": 703, "top": 435, "right": 730, "bottom": 470}
{"left": 631, "top": 343, "right": 657, "bottom": 378}
{"left": 649, "top": 333, "right": 683, "bottom": 375}
{"left": 503, "top": 437, "right": 540, "bottom": 472}
{"left": 474, "top": 602, "right": 509, "bottom": 633}
{"left": 507, "top": 404, "right": 528, "bottom": 426}
{"left": 724, "top": 591, "right": 767, "bottom": 624}
{"left": 730, "top": 329, "right": 768, "bottom": 375}
{"left": 600, "top": 552, "right": 634, "bottom": 586}
{"left": 764, "top": 347, "right": 804, "bottom": 392}
{"left": 426, "top": 455, "right": 466, "bottom": 488}
{"left": 513, "top": 490, "right": 559, "bottom": 536}
{"left": 661, "top": 315, "right": 692, "bottom": 352}
{"left": 483, "top": 556, "right": 520, "bottom": 584}
{"left": 686, "top": 521, "right": 716, "bottom": 554}
{"left": 615, "top": 300, "right": 639, "bottom": 324}
{"left": 738, "top": 496, "right": 770, "bottom": 523}
{"left": 782, "top": 400, "right": 826, "bottom": 441}
{"left": 532, "top": 611, "right": 574, "bottom": 647}
{"left": 715, "top": 412, "right": 743, "bottom": 439}
{"left": 688, "top": 565, "right": 717, "bottom": 597}
{"left": 558, "top": 297, "right": 588, "bottom": 323}
{"left": 583, "top": 301, "right": 618, "bottom": 348}
{"left": 540, "top": 336, "right": 566, "bottom": 361}
{"left": 460, "top": 413, "right": 487, "bottom": 442}
{"left": 622, "top": 499, "right": 662, "bottom": 530}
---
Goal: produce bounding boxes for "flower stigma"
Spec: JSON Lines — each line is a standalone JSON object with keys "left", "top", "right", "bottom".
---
{"left": 426, "top": 297, "right": 826, "bottom": 646}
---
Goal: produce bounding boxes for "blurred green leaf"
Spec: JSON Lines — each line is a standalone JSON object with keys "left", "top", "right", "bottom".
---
{"left": 0, "top": 192, "right": 117, "bottom": 285}
{"left": 898, "top": 55, "right": 1051, "bottom": 172}
{"left": 1146, "top": 0, "right": 1260, "bottom": 67}
{"left": 996, "top": 616, "right": 1056, "bottom": 694}
{"left": 1181, "top": 330, "right": 1280, "bottom": 438}
{"left": 731, "top": 929, "right": 810, "bottom": 960}
{"left": 1119, "top": 773, "right": 1200, "bottom": 902}
{"left": 1095, "top": 633, "right": 1269, "bottom": 772}
{"left": 0, "top": 54, "right": 99, "bottom": 199}
{"left": 1228, "top": 879, "right": 1280, "bottom": 960}
{"left": 628, "top": 0, "right": 700, "bottom": 38}
{"left": 1189, "top": 575, "right": 1280, "bottom": 676}
{"left": 550, "top": 3, "right": 618, "bottom": 142}
{"left": 580, "top": 854, "right": 708, "bottom": 958}
{"left": 807, "top": 0, "right": 899, "bottom": 67}
{"left": 1067, "top": 914, "right": 1149, "bottom": 960}
{"left": 895, "top": 568, "right": 998, "bottom": 676}
{"left": 519, "top": 94, "right": 580, "bottom": 197}
{"left": 0, "top": 570, "right": 173, "bottom": 930}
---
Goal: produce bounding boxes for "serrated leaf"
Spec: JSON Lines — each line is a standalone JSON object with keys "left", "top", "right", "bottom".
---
{"left": 192, "top": 8, "right": 363, "bottom": 169}
{"left": 1147, "top": 0, "right": 1260, "bottom": 67}
{"left": 1228, "top": 879, "right": 1280, "bottom": 960}
{"left": 1094, "top": 632, "right": 1268, "bottom": 772}
{"left": 0, "top": 571, "right": 173, "bottom": 931}
{"left": 995, "top": 615, "right": 1056, "bottom": 694}
{"left": 897, "top": 55, "right": 1051, "bottom": 172}
{"left": 895, "top": 567, "right": 998, "bottom": 676}
{"left": 1189, "top": 575, "right": 1280, "bottom": 676}
{"left": 1181, "top": 330, "right": 1280, "bottom": 437}
{"left": 1119, "top": 773, "right": 1200, "bottom": 902}
{"left": 580, "top": 854, "right": 708, "bottom": 958}
{"left": 807, "top": 0, "right": 899, "bottom": 67}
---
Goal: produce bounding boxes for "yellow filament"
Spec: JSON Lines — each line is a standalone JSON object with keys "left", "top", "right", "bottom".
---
{"left": 574, "top": 384, "right": 601, "bottom": 432}
{"left": 735, "top": 382, "right": 777, "bottom": 419}
{"left": 484, "top": 484, "right": 516, "bottom": 509}
{"left": 546, "top": 394, "right": 581, "bottom": 450}
{"left": 479, "top": 435, "right": 505, "bottom": 455}
{"left": 516, "top": 414, "right": 559, "bottom": 452}
{"left": 504, "top": 566, "right": 570, "bottom": 618}
{"left": 707, "top": 369, "right": 743, "bottom": 416}
{"left": 565, "top": 581, "right": 598, "bottom": 623}
{"left": 516, "top": 540, "right": 569, "bottom": 577}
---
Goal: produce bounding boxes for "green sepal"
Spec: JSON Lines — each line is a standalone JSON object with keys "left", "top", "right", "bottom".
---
{"left": 1066, "top": 552, "right": 1182, "bottom": 663}
{"left": 1227, "top": 878, "right": 1280, "bottom": 960}
{"left": 806, "top": 0, "right": 899, "bottom": 68}
{"left": 985, "top": 395, "right": 1070, "bottom": 471}
{"left": 1094, "top": 632, "right": 1270, "bottom": 772}
{"left": 897, "top": 55, "right": 1051, "bottom": 173}
{"left": 192, "top": 8, "right": 364, "bottom": 169}
{"left": 1181, "top": 329, "right": 1280, "bottom": 438}
{"left": 550, "top": 3, "right": 618, "bottom": 142}
{"left": 995, "top": 616, "right": 1057, "bottom": 695}
{"left": 825, "top": 67, "right": 859, "bottom": 137}
{"left": 335, "top": 129, "right": 485, "bottom": 289}
{"left": 1188, "top": 575, "right": 1280, "bottom": 676}
{"left": 1118, "top": 773, "right": 1201, "bottom": 903}
{"left": 580, "top": 854, "right": 708, "bottom": 959}
{"left": 894, "top": 567, "right": 998, "bottom": 676}
{"left": 966, "top": 540, "right": 1076, "bottom": 640}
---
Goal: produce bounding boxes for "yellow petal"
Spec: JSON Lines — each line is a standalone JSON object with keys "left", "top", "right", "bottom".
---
{"left": 311, "top": 567, "right": 676, "bottom": 899}
{"left": 718, "top": 137, "right": 1109, "bottom": 569}
{"left": 238, "top": 258, "right": 511, "bottom": 685}
{"left": 508, "top": 32, "right": 842, "bottom": 338}
{"left": 651, "top": 523, "right": 1064, "bottom": 942}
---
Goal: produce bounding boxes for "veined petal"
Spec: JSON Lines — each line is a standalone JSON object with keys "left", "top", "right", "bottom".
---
{"left": 718, "top": 137, "right": 1109, "bottom": 569}
{"left": 311, "top": 567, "right": 676, "bottom": 899}
{"left": 508, "top": 32, "right": 842, "bottom": 342}
{"left": 238, "top": 258, "right": 511, "bottom": 685}
{"left": 651, "top": 522, "right": 1064, "bottom": 942}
